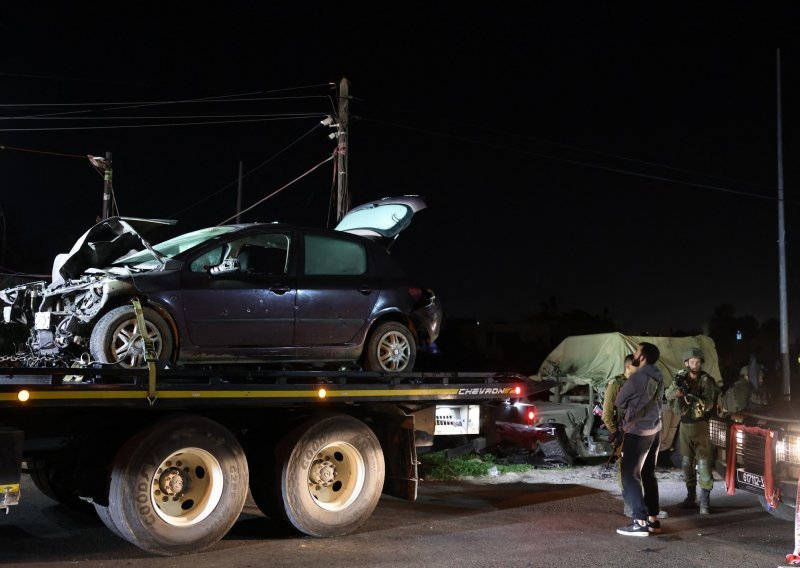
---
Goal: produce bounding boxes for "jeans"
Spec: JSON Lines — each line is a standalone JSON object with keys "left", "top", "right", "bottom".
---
{"left": 620, "top": 431, "right": 661, "bottom": 521}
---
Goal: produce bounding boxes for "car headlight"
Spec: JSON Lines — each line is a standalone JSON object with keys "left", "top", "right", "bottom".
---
{"left": 709, "top": 418, "right": 727, "bottom": 448}
{"left": 776, "top": 434, "right": 800, "bottom": 465}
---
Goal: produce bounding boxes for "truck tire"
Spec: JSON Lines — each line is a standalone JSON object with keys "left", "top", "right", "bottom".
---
{"left": 758, "top": 495, "right": 796, "bottom": 522}
{"left": 94, "top": 503, "right": 125, "bottom": 539}
{"left": 90, "top": 305, "right": 173, "bottom": 369}
{"left": 28, "top": 459, "right": 94, "bottom": 515}
{"left": 267, "top": 414, "right": 385, "bottom": 537}
{"left": 363, "top": 322, "right": 416, "bottom": 372}
{"left": 107, "top": 416, "right": 249, "bottom": 555}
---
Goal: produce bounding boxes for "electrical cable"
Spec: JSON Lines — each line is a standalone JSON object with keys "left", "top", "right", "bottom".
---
{"left": 217, "top": 155, "right": 334, "bottom": 226}
{"left": 167, "top": 122, "right": 324, "bottom": 219}
{"left": 358, "top": 115, "right": 800, "bottom": 204}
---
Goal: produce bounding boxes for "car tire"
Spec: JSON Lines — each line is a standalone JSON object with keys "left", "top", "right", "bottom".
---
{"left": 363, "top": 322, "right": 416, "bottom": 372}
{"left": 90, "top": 305, "right": 173, "bottom": 368}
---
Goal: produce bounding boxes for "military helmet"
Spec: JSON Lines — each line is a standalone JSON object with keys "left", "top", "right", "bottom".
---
{"left": 683, "top": 347, "right": 704, "bottom": 363}
{"left": 739, "top": 365, "right": 749, "bottom": 378}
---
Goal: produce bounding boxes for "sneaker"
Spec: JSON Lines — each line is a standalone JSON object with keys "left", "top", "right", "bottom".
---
{"left": 616, "top": 520, "right": 650, "bottom": 537}
{"left": 647, "top": 519, "right": 662, "bottom": 534}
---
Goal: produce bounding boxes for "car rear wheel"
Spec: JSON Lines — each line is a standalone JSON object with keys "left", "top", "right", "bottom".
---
{"left": 363, "top": 322, "right": 416, "bottom": 372}
{"left": 90, "top": 305, "right": 173, "bottom": 368}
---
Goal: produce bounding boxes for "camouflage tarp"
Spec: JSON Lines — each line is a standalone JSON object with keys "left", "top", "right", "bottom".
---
{"left": 534, "top": 332, "right": 722, "bottom": 393}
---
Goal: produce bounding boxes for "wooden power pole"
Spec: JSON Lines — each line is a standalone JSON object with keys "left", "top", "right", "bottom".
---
{"left": 335, "top": 78, "right": 350, "bottom": 223}
{"left": 101, "top": 151, "right": 113, "bottom": 220}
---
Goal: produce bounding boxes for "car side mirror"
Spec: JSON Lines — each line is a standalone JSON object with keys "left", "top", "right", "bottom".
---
{"left": 209, "top": 257, "right": 241, "bottom": 276}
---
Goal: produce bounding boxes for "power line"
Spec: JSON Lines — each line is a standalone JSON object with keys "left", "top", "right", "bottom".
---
{"left": 168, "top": 122, "right": 325, "bottom": 219}
{"left": 0, "top": 144, "right": 86, "bottom": 159}
{"left": 217, "top": 154, "right": 334, "bottom": 225}
{"left": 359, "top": 115, "right": 799, "bottom": 204}
{"left": 0, "top": 115, "right": 324, "bottom": 133}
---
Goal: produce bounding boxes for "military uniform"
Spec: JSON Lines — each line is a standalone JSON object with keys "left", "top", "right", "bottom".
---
{"left": 602, "top": 373, "right": 627, "bottom": 492}
{"left": 665, "top": 367, "right": 719, "bottom": 513}
{"left": 718, "top": 375, "right": 751, "bottom": 418}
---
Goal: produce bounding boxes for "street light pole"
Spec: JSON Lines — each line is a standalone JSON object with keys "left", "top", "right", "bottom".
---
{"left": 776, "top": 48, "right": 791, "bottom": 399}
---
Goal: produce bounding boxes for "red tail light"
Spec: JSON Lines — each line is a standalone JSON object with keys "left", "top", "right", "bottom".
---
{"left": 526, "top": 409, "right": 535, "bottom": 423}
{"left": 408, "top": 287, "right": 423, "bottom": 302}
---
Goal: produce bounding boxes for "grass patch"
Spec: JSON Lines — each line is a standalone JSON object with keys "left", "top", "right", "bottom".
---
{"left": 419, "top": 451, "right": 532, "bottom": 480}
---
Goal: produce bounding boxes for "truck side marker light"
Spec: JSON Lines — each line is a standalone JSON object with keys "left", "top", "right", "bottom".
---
{"left": 318, "top": 388, "right": 327, "bottom": 399}
{"left": 17, "top": 390, "right": 30, "bottom": 402}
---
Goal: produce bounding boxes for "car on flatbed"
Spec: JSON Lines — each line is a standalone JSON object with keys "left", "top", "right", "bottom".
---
{"left": 1, "top": 196, "right": 440, "bottom": 373}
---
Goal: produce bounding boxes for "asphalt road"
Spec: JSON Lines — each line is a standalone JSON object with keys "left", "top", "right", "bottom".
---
{"left": 0, "top": 467, "right": 794, "bottom": 568}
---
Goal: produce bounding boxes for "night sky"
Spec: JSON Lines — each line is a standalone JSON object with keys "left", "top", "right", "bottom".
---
{"left": 2, "top": 3, "right": 800, "bottom": 337}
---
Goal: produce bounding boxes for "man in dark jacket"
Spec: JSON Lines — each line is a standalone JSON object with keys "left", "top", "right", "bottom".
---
{"left": 615, "top": 342, "right": 664, "bottom": 537}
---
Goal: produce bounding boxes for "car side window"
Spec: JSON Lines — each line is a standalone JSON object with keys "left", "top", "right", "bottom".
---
{"left": 189, "top": 246, "right": 224, "bottom": 272}
{"left": 234, "top": 233, "right": 290, "bottom": 275}
{"left": 304, "top": 234, "right": 366, "bottom": 275}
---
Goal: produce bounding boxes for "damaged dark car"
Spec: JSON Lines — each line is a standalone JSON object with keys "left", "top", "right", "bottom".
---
{"left": 1, "top": 196, "right": 441, "bottom": 373}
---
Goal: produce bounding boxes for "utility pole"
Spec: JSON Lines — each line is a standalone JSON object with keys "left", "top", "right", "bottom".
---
{"left": 101, "top": 151, "right": 113, "bottom": 220}
{"left": 236, "top": 160, "right": 243, "bottom": 223}
{"left": 335, "top": 77, "right": 350, "bottom": 223}
{"left": 776, "top": 49, "right": 791, "bottom": 399}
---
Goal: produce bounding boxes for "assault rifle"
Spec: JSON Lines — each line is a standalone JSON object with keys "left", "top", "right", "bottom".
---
{"left": 673, "top": 375, "right": 698, "bottom": 405}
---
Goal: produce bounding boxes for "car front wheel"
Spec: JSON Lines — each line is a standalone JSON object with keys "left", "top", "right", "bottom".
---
{"left": 90, "top": 305, "right": 173, "bottom": 368}
{"left": 363, "top": 322, "right": 416, "bottom": 372}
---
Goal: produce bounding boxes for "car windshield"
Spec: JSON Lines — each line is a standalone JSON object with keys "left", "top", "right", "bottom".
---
{"left": 112, "top": 226, "right": 239, "bottom": 265}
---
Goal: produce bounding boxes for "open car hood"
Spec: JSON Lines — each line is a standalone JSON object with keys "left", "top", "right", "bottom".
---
{"left": 335, "top": 196, "right": 426, "bottom": 240}
{"left": 54, "top": 217, "right": 176, "bottom": 282}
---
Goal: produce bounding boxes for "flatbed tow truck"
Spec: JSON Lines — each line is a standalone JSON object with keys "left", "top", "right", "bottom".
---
{"left": 0, "top": 362, "right": 528, "bottom": 555}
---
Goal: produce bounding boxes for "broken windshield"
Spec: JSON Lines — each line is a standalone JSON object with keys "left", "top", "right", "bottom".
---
{"left": 112, "top": 226, "right": 238, "bottom": 265}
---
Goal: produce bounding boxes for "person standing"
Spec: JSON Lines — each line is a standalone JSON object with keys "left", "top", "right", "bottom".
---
{"left": 665, "top": 348, "right": 720, "bottom": 515}
{"left": 602, "top": 353, "right": 635, "bottom": 512}
{"left": 615, "top": 342, "right": 664, "bottom": 537}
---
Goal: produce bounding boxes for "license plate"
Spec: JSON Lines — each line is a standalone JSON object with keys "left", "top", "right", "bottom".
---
{"left": 737, "top": 469, "right": 765, "bottom": 490}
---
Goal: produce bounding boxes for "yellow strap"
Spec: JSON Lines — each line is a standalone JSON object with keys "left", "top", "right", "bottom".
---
{"left": 130, "top": 298, "right": 157, "bottom": 401}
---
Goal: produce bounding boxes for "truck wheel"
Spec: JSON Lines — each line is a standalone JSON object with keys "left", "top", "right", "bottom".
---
{"left": 90, "top": 305, "right": 173, "bottom": 369}
{"left": 363, "top": 322, "right": 416, "bottom": 372}
{"left": 94, "top": 504, "right": 125, "bottom": 539}
{"left": 270, "top": 415, "right": 385, "bottom": 537}
{"left": 28, "top": 459, "right": 94, "bottom": 514}
{"left": 107, "top": 416, "right": 249, "bottom": 555}
{"left": 758, "top": 495, "right": 796, "bottom": 522}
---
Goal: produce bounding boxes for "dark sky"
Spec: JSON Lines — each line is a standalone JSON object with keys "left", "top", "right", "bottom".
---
{"left": 2, "top": 3, "right": 800, "bottom": 337}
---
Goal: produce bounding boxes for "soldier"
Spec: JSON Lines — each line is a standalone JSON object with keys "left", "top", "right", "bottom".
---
{"left": 718, "top": 366, "right": 751, "bottom": 418}
{"left": 602, "top": 353, "right": 635, "bottom": 511}
{"left": 665, "top": 348, "right": 720, "bottom": 515}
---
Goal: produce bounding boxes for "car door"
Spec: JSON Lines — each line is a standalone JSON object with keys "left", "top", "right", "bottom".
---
{"left": 180, "top": 230, "right": 296, "bottom": 348}
{"left": 294, "top": 231, "right": 379, "bottom": 346}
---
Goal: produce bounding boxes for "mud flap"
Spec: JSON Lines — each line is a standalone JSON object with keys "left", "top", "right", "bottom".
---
{"left": 0, "top": 428, "right": 23, "bottom": 509}
{"left": 370, "top": 414, "right": 418, "bottom": 501}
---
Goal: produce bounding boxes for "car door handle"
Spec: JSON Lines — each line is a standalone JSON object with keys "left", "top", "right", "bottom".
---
{"left": 270, "top": 286, "right": 291, "bottom": 295}
{"left": 358, "top": 287, "right": 373, "bottom": 295}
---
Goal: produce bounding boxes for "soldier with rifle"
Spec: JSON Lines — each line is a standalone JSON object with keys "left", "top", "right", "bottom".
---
{"left": 602, "top": 353, "right": 635, "bottom": 513}
{"left": 665, "top": 348, "right": 721, "bottom": 515}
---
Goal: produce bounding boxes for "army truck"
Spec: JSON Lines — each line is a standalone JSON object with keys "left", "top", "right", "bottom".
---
{"left": 710, "top": 403, "right": 799, "bottom": 521}
{"left": 509, "top": 333, "right": 722, "bottom": 464}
